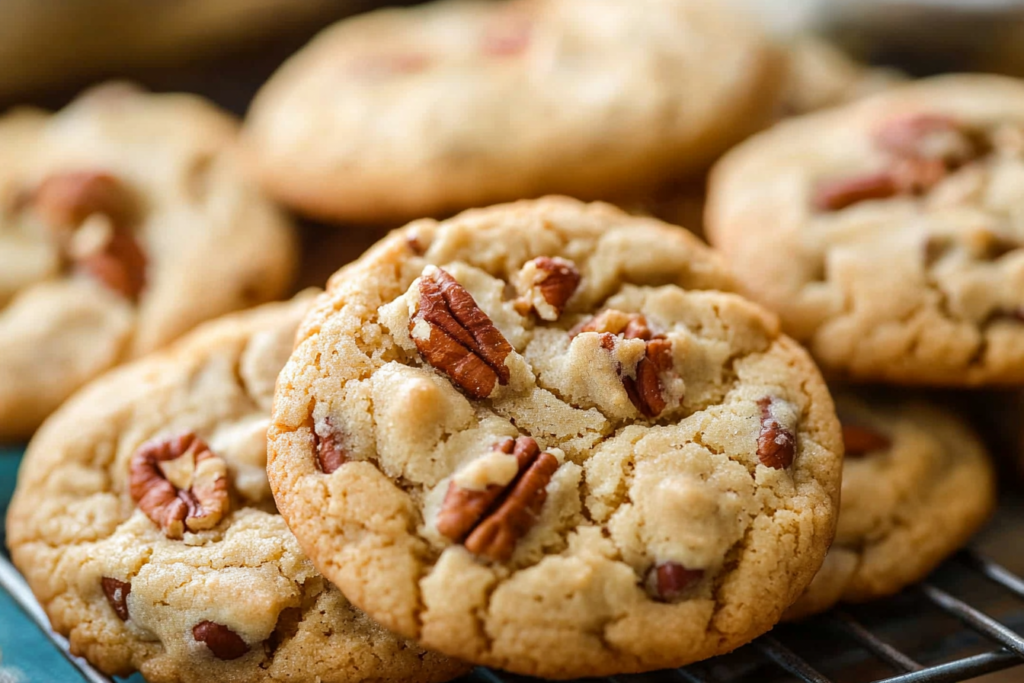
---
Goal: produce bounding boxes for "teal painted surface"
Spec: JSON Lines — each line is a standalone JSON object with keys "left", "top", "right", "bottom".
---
{"left": 0, "top": 446, "right": 145, "bottom": 682}
{"left": 0, "top": 582, "right": 87, "bottom": 682}
{"left": 1, "top": 444, "right": 86, "bottom": 681}
{"left": 0, "top": 445, "right": 24, "bottom": 557}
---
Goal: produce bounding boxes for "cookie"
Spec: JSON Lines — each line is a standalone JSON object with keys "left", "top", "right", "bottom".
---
{"left": 243, "top": 0, "right": 783, "bottom": 225}
{"left": 5, "top": 294, "right": 468, "bottom": 683}
{"left": 0, "top": 82, "right": 297, "bottom": 440}
{"left": 786, "top": 390, "right": 995, "bottom": 620}
{"left": 267, "top": 197, "right": 843, "bottom": 677}
{"left": 707, "top": 75, "right": 1024, "bottom": 385}
{"left": 780, "top": 37, "right": 905, "bottom": 117}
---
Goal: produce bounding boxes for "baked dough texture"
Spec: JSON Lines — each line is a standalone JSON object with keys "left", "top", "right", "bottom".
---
{"left": 785, "top": 389, "right": 995, "bottom": 619}
{"left": 6, "top": 295, "right": 468, "bottom": 683}
{"left": 268, "top": 198, "right": 843, "bottom": 677}
{"left": 244, "top": 0, "right": 783, "bottom": 224}
{"left": 708, "top": 75, "right": 1024, "bottom": 385}
{"left": 0, "top": 83, "right": 297, "bottom": 440}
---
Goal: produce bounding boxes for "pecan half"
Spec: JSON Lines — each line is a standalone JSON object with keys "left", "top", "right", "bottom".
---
{"left": 129, "top": 432, "right": 229, "bottom": 539}
{"left": 436, "top": 436, "right": 559, "bottom": 562}
{"left": 513, "top": 256, "right": 581, "bottom": 321}
{"left": 31, "top": 171, "right": 135, "bottom": 230}
{"left": 464, "top": 449, "right": 559, "bottom": 562}
{"left": 193, "top": 621, "right": 249, "bottom": 660}
{"left": 646, "top": 562, "right": 704, "bottom": 603}
{"left": 101, "top": 577, "right": 131, "bottom": 621}
{"left": 841, "top": 423, "right": 892, "bottom": 457}
{"left": 437, "top": 437, "right": 538, "bottom": 541}
{"left": 410, "top": 267, "right": 513, "bottom": 399}
{"left": 313, "top": 417, "right": 346, "bottom": 474}
{"left": 756, "top": 397, "right": 797, "bottom": 469}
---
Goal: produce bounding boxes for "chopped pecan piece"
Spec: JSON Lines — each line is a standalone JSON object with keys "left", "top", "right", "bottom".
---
{"left": 623, "top": 338, "right": 673, "bottom": 418}
{"left": 313, "top": 417, "right": 347, "bottom": 474}
{"left": 812, "top": 171, "right": 899, "bottom": 212}
{"left": 101, "top": 577, "right": 131, "bottom": 621}
{"left": 816, "top": 114, "right": 982, "bottom": 212}
{"left": 436, "top": 436, "right": 559, "bottom": 562}
{"left": 406, "top": 232, "right": 427, "bottom": 255}
{"left": 193, "top": 621, "right": 249, "bottom": 660}
{"left": 31, "top": 171, "right": 136, "bottom": 230}
{"left": 572, "top": 310, "right": 649, "bottom": 338}
{"left": 129, "top": 432, "right": 229, "bottom": 539}
{"left": 410, "top": 267, "right": 514, "bottom": 399}
{"left": 646, "top": 562, "right": 704, "bottom": 603}
{"left": 436, "top": 437, "right": 538, "bottom": 541}
{"left": 514, "top": 257, "right": 581, "bottom": 321}
{"left": 756, "top": 397, "right": 797, "bottom": 469}
{"left": 574, "top": 310, "right": 676, "bottom": 418}
{"left": 841, "top": 423, "right": 892, "bottom": 457}
{"left": 75, "top": 229, "right": 147, "bottom": 301}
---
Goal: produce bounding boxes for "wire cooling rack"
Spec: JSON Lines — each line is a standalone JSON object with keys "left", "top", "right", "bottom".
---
{"left": 459, "top": 548, "right": 1024, "bottom": 683}
{"left": 4, "top": 546, "right": 1022, "bottom": 683}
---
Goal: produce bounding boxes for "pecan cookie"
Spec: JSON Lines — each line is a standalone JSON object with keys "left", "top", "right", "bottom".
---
{"left": 267, "top": 197, "right": 843, "bottom": 677}
{"left": 707, "top": 75, "right": 1024, "bottom": 385}
{"left": 780, "top": 37, "right": 905, "bottom": 117}
{"left": 0, "top": 82, "right": 297, "bottom": 441}
{"left": 5, "top": 294, "right": 468, "bottom": 683}
{"left": 786, "top": 390, "right": 995, "bottom": 620}
{"left": 243, "top": 0, "right": 783, "bottom": 224}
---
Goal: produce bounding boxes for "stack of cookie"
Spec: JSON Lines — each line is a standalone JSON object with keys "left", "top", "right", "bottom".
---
{"left": 2, "top": 0, "right": 1010, "bottom": 680}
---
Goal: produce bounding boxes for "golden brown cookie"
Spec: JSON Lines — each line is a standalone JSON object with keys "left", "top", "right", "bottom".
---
{"left": 707, "top": 75, "right": 1024, "bottom": 385}
{"left": 5, "top": 294, "right": 468, "bottom": 683}
{"left": 244, "top": 0, "right": 783, "bottom": 224}
{"left": 786, "top": 389, "right": 996, "bottom": 620}
{"left": 268, "top": 197, "right": 843, "bottom": 677}
{"left": 0, "top": 82, "right": 297, "bottom": 441}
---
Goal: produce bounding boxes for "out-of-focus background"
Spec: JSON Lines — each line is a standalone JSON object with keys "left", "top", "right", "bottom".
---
{"left": 3, "top": 1, "right": 1024, "bottom": 682}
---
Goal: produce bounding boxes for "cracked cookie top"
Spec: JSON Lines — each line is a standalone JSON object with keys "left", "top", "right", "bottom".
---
{"left": 268, "top": 197, "right": 843, "bottom": 678}
{"left": 0, "top": 82, "right": 297, "bottom": 440}
{"left": 785, "top": 389, "right": 995, "bottom": 620}
{"left": 243, "top": 0, "right": 782, "bottom": 224}
{"left": 707, "top": 75, "right": 1024, "bottom": 385}
{"left": 5, "top": 294, "right": 468, "bottom": 683}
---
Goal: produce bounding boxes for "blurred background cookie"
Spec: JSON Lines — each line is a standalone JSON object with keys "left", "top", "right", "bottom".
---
{"left": 243, "top": 0, "right": 783, "bottom": 225}
{"left": 0, "top": 83, "right": 297, "bottom": 441}
{"left": 707, "top": 75, "right": 1024, "bottom": 385}
{"left": 785, "top": 388, "right": 996, "bottom": 620}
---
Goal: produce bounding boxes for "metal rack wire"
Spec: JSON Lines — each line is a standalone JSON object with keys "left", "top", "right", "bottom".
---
{"left": 3, "top": 548, "right": 1022, "bottom": 683}
{"left": 463, "top": 550, "right": 1024, "bottom": 683}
